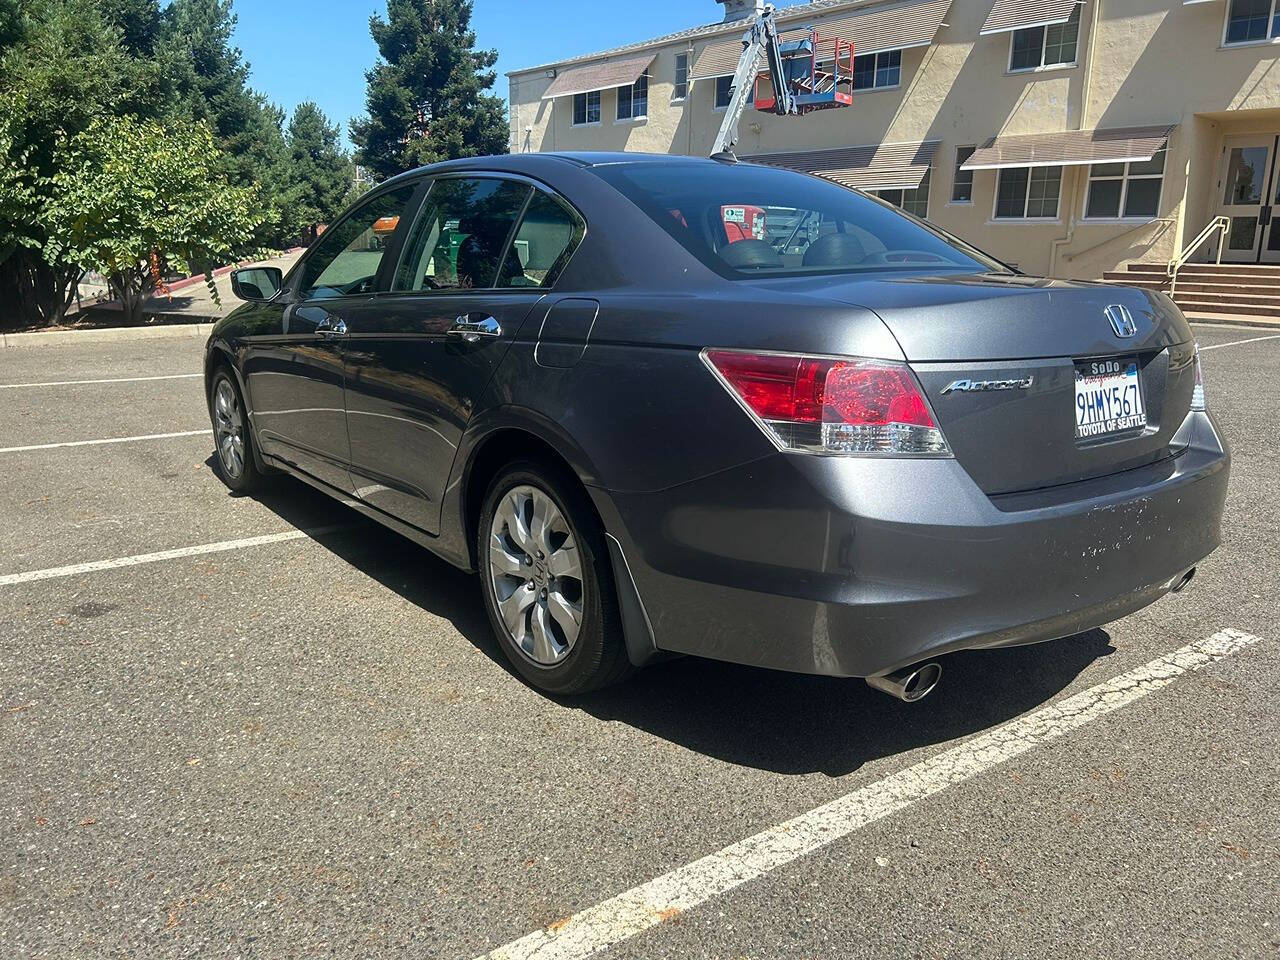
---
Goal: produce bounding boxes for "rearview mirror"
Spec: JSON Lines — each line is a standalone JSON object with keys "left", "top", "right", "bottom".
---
{"left": 230, "top": 266, "right": 283, "bottom": 302}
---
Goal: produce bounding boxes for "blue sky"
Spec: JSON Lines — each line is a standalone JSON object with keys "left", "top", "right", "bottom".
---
{"left": 230, "top": 0, "right": 758, "bottom": 146}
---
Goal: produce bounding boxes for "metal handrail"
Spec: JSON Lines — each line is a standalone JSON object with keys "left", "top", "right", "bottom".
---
{"left": 1169, "top": 216, "right": 1230, "bottom": 299}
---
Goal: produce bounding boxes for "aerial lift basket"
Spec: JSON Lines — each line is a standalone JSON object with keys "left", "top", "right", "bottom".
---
{"left": 752, "top": 29, "right": 854, "bottom": 115}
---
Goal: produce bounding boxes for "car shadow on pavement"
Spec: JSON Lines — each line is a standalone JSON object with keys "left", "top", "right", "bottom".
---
{"left": 574, "top": 630, "right": 1115, "bottom": 777}
{"left": 247, "top": 474, "right": 1118, "bottom": 778}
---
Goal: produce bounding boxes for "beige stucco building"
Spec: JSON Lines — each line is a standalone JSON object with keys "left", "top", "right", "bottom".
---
{"left": 507, "top": 0, "right": 1280, "bottom": 289}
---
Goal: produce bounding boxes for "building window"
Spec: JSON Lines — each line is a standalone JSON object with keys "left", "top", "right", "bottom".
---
{"left": 1084, "top": 148, "right": 1166, "bottom": 220}
{"left": 617, "top": 72, "right": 648, "bottom": 120}
{"left": 1009, "top": 8, "right": 1080, "bottom": 72}
{"left": 952, "top": 146, "right": 976, "bottom": 203}
{"left": 1224, "top": 0, "right": 1280, "bottom": 44}
{"left": 674, "top": 53, "right": 688, "bottom": 100}
{"left": 572, "top": 90, "right": 600, "bottom": 126}
{"left": 877, "top": 168, "right": 931, "bottom": 219}
{"left": 852, "top": 49, "right": 901, "bottom": 90}
{"left": 714, "top": 75, "right": 734, "bottom": 109}
{"left": 994, "top": 166, "right": 1062, "bottom": 219}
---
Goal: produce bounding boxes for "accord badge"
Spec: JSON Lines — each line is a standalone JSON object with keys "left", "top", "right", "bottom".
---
{"left": 941, "top": 376, "right": 1034, "bottom": 395}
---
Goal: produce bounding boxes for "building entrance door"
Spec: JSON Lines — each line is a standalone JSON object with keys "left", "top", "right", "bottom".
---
{"left": 1218, "top": 134, "right": 1280, "bottom": 264}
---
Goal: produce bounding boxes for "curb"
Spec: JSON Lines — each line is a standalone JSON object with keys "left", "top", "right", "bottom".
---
{"left": 1185, "top": 315, "right": 1280, "bottom": 330}
{"left": 1, "top": 323, "right": 215, "bottom": 348}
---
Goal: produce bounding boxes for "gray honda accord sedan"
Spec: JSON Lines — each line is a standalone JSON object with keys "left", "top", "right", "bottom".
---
{"left": 205, "top": 152, "right": 1229, "bottom": 701}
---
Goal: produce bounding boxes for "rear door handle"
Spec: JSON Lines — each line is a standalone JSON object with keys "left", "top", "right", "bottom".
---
{"left": 448, "top": 315, "right": 501, "bottom": 343}
{"left": 316, "top": 316, "right": 347, "bottom": 338}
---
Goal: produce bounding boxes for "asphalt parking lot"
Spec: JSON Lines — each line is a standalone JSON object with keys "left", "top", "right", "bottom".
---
{"left": 1, "top": 326, "right": 1278, "bottom": 959}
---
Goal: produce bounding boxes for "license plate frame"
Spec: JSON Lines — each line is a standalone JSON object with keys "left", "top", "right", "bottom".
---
{"left": 1074, "top": 356, "right": 1147, "bottom": 442}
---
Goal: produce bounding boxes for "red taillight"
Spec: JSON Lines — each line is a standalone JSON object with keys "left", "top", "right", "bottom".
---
{"left": 704, "top": 349, "right": 949, "bottom": 456}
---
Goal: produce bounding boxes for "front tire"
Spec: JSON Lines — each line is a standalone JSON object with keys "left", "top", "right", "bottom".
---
{"left": 478, "top": 460, "right": 632, "bottom": 695}
{"left": 208, "top": 368, "right": 264, "bottom": 493}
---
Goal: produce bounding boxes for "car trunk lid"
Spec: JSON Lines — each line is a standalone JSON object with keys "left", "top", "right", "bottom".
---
{"left": 744, "top": 271, "right": 1198, "bottom": 495}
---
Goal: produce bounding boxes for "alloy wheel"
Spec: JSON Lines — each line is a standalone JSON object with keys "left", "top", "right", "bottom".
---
{"left": 487, "top": 484, "right": 585, "bottom": 666}
{"left": 213, "top": 377, "right": 246, "bottom": 480}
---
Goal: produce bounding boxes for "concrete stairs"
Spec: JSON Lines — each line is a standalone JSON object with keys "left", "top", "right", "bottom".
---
{"left": 1102, "top": 262, "right": 1280, "bottom": 326}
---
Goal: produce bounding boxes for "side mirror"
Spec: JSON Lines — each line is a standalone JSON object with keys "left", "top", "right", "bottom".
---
{"left": 230, "top": 266, "right": 283, "bottom": 302}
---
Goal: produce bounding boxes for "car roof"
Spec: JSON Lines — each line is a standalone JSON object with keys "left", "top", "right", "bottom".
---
{"left": 378, "top": 151, "right": 737, "bottom": 189}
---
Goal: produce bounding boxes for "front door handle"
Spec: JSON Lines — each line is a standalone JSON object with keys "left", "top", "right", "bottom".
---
{"left": 316, "top": 316, "right": 347, "bottom": 338}
{"left": 448, "top": 315, "right": 501, "bottom": 343}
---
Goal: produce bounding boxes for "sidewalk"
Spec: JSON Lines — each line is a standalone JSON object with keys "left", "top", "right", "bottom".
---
{"left": 86, "top": 251, "right": 302, "bottom": 323}
{"left": 1, "top": 252, "right": 302, "bottom": 347}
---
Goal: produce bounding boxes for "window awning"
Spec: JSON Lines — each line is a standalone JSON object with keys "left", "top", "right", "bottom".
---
{"left": 690, "top": 0, "right": 952, "bottom": 79}
{"left": 744, "top": 140, "right": 941, "bottom": 190}
{"left": 541, "top": 53, "right": 654, "bottom": 100}
{"left": 960, "top": 124, "right": 1176, "bottom": 170}
{"left": 980, "top": 0, "right": 1085, "bottom": 36}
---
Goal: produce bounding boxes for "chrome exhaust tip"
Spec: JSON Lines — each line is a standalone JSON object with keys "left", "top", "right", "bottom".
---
{"left": 865, "top": 661, "right": 943, "bottom": 703}
{"left": 1169, "top": 567, "right": 1196, "bottom": 594}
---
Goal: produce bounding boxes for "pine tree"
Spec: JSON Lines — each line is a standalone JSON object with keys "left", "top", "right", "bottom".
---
{"left": 351, "top": 0, "right": 508, "bottom": 181}
{"left": 284, "top": 102, "right": 353, "bottom": 241}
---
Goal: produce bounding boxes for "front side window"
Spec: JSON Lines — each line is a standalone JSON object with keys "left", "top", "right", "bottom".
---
{"left": 394, "top": 177, "right": 532, "bottom": 292}
{"left": 1225, "top": 0, "right": 1280, "bottom": 44}
{"left": 995, "top": 166, "right": 1062, "bottom": 219}
{"left": 572, "top": 90, "right": 601, "bottom": 125}
{"left": 1085, "top": 148, "right": 1166, "bottom": 220}
{"left": 876, "top": 167, "right": 931, "bottom": 219}
{"left": 853, "top": 49, "right": 902, "bottom": 90}
{"left": 1009, "top": 8, "right": 1080, "bottom": 71}
{"left": 674, "top": 53, "right": 689, "bottom": 100}
{"left": 587, "top": 161, "right": 1004, "bottom": 279}
{"left": 298, "top": 185, "right": 417, "bottom": 299}
{"left": 714, "top": 75, "right": 734, "bottom": 108}
{"left": 617, "top": 72, "right": 648, "bottom": 120}
{"left": 952, "top": 146, "right": 976, "bottom": 203}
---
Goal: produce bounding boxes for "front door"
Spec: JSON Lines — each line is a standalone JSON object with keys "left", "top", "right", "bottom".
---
{"left": 245, "top": 183, "right": 418, "bottom": 492}
{"left": 1218, "top": 134, "right": 1280, "bottom": 263}
{"left": 343, "top": 175, "right": 584, "bottom": 535}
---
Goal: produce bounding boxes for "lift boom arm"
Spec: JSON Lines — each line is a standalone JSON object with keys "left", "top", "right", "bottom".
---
{"left": 710, "top": 4, "right": 798, "bottom": 157}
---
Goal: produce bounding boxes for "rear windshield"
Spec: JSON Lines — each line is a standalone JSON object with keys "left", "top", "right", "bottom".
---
{"left": 588, "top": 161, "right": 1005, "bottom": 279}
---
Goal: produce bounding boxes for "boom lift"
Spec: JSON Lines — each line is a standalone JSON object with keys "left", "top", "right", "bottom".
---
{"left": 710, "top": 3, "right": 855, "bottom": 159}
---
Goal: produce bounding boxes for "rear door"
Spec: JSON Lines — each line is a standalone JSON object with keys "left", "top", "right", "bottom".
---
{"left": 246, "top": 183, "right": 417, "bottom": 492}
{"left": 342, "top": 175, "right": 585, "bottom": 533}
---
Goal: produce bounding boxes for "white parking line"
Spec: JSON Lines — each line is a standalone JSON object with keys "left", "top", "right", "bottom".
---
{"left": 0, "top": 430, "right": 210, "bottom": 454}
{"left": 1199, "top": 334, "right": 1280, "bottom": 351}
{"left": 476, "top": 628, "right": 1264, "bottom": 960}
{"left": 0, "top": 373, "right": 202, "bottom": 389}
{"left": 0, "top": 527, "right": 349, "bottom": 587}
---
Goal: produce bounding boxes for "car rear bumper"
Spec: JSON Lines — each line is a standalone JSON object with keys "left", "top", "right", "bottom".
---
{"left": 595, "top": 411, "right": 1229, "bottom": 678}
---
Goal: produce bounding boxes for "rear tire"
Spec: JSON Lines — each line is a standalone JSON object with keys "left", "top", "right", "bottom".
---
{"left": 477, "top": 459, "right": 632, "bottom": 695}
{"left": 208, "top": 367, "right": 264, "bottom": 494}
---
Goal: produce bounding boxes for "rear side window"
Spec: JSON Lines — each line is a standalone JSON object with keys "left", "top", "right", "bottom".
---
{"left": 501, "top": 191, "right": 584, "bottom": 288}
{"left": 298, "top": 185, "right": 416, "bottom": 299}
{"left": 588, "top": 162, "right": 1003, "bottom": 279}
{"left": 395, "top": 177, "right": 532, "bottom": 291}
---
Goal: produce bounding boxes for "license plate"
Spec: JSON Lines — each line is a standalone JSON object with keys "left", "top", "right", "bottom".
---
{"left": 1074, "top": 358, "right": 1146, "bottom": 440}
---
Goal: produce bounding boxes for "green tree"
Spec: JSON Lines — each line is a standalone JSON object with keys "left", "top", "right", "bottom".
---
{"left": 351, "top": 0, "right": 507, "bottom": 181}
{"left": 284, "top": 101, "right": 353, "bottom": 241}
{"left": 161, "top": 0, "right": 290, "bottom": 243}
{"left": 44, "top": 115, "right": 267, "bottom": 324}
{"left": 0, "top": 0, "right": 129, "bottom": 326}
